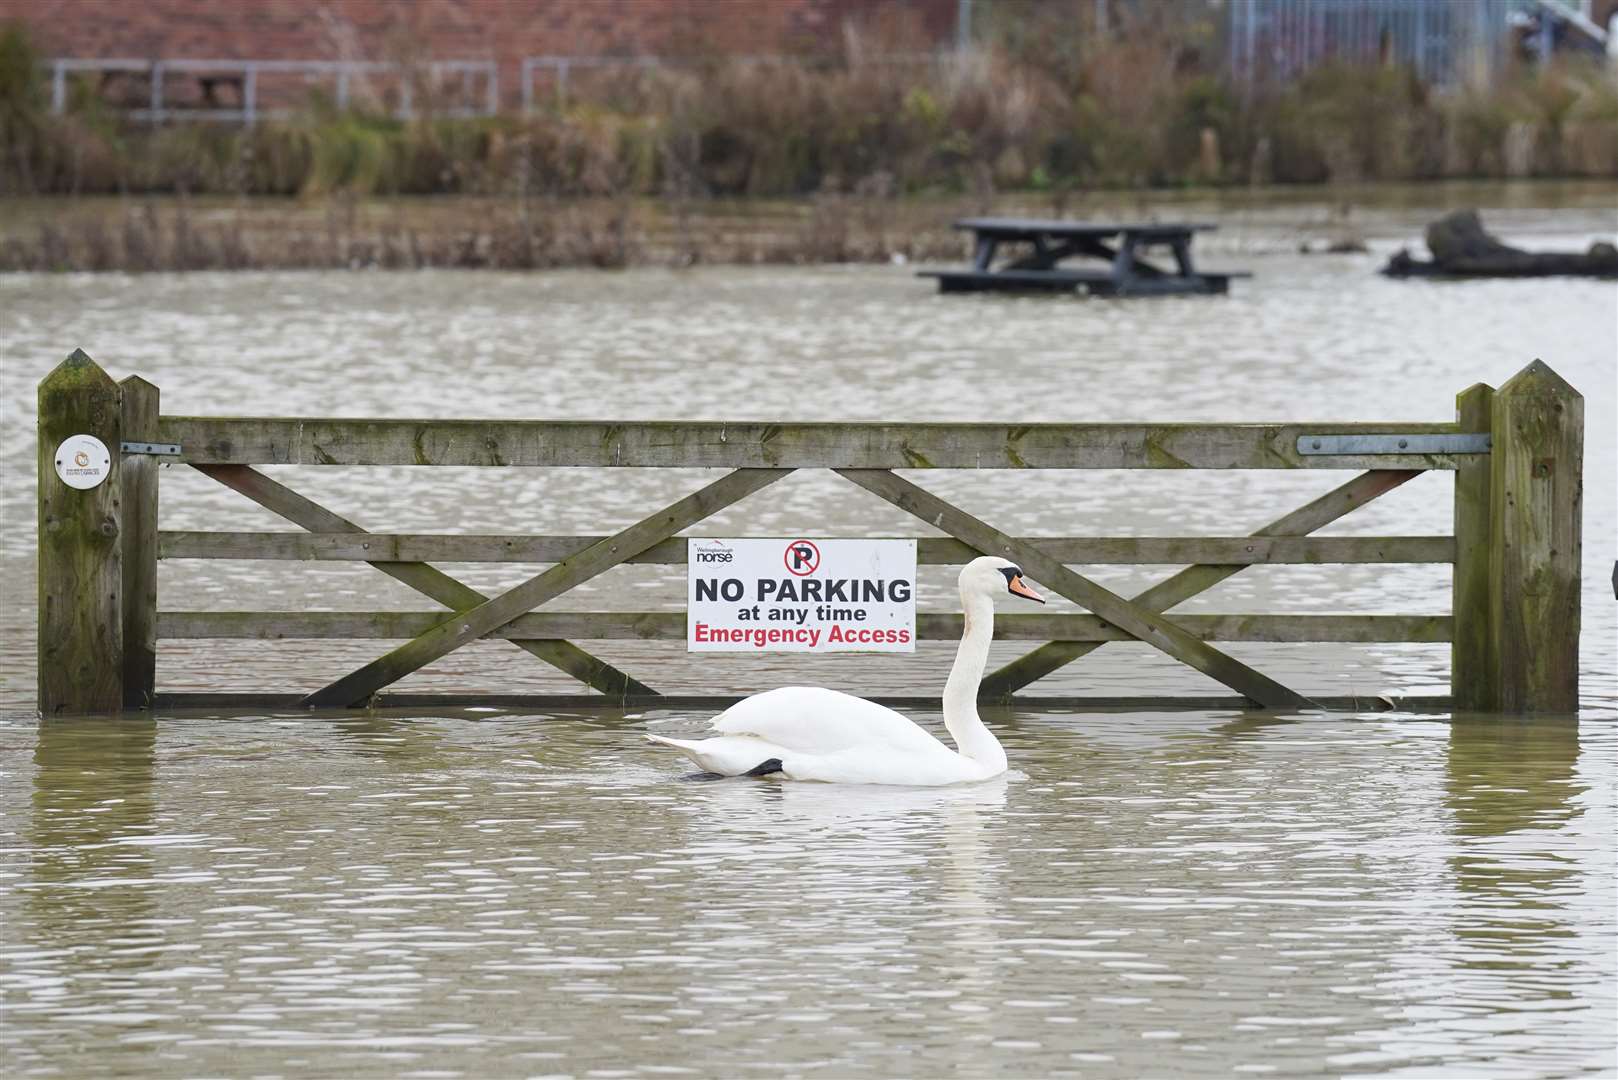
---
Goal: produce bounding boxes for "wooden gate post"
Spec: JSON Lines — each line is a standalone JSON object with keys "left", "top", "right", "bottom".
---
{"left": 1488, "top": 360, "right": 1583, "bottom": 713}
{"left": 38, "top": 350, "right": 125, "bottom": 715}
{"left": 1451, "top": 382, "right": 1495, "bottom": 710}
{"left": 120, "top": 376, "right": 160, "bottom": 708}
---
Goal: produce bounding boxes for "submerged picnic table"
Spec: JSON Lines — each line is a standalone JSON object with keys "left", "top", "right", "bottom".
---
{"left": 919, "top": 218, "right": 1251, "bottom": 296}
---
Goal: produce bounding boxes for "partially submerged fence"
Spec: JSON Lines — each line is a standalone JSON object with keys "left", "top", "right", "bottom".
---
{"left": 38, "top": 352, "right": 1582, "bottom": 716}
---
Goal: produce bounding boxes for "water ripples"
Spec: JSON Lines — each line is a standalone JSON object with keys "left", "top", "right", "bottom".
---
{"left": 1, "top": 716, "right": 1612, "bottom": 1077}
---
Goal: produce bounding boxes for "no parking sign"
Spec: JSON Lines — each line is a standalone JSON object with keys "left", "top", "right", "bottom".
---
{"left": 688, "top": 538, "right": 916, "bottom": 652}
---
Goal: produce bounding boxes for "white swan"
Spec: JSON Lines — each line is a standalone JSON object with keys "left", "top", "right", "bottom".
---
{"left": 646, "top": 556, "right": 1045, "bottom": 785}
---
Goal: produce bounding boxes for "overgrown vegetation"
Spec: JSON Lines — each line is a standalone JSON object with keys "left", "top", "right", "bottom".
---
{"left": 3, "top": 15, "right": 1615, "bottom": 202}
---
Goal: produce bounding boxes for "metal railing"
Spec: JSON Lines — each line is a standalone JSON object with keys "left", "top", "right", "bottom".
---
{"left": 520, "top": 55, "right": 661, "bottom": 110}
{"left": 47, "top": 58, "right": 499, "bottom": 124}
{"left": 48, "top": 53, "right": 942, "bottom": 121}
{"left": 519, "top": 52, "right": 942, "bottom": 110}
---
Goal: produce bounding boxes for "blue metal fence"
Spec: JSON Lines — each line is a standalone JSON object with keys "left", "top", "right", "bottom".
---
{"left": 1228, "top": 0, "right": 1521, "bottom": 87}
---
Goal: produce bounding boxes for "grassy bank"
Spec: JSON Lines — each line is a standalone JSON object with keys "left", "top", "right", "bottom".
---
{"left": 4, "top": 17, "right": 1617, "bottom": 207}
{"left": 0, "top": 193, "right": 973, "bottom": 272}
{"left": 5, "top": 181, "right": 1614, "bottom": 273}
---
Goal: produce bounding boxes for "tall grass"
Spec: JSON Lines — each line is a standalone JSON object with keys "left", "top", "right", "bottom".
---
{"left": 2, "top": 17, "right": 1615, "bottom": 201}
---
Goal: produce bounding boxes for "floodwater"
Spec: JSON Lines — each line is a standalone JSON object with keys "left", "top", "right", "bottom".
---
{"left": 1, "top": 192, "right": 1615, "bottom": 1077}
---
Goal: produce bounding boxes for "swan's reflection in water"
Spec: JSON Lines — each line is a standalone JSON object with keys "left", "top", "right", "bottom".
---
{"left": 661, "top": 775, "right": 1012, "bottom": 1058}
{"left": 672, "top": 774, "right": 1009, "bottom": 918}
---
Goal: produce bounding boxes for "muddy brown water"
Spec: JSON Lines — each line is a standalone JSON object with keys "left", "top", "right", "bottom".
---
{"left": 1, "top": 198, "right": 1614, "bottom": 1077}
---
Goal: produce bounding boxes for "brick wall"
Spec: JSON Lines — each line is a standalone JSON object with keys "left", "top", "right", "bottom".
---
{"left": 4, "top": 0, "right": 959, "bottom": 111}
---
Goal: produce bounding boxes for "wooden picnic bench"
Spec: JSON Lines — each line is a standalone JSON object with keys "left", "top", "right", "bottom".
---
{"left": 919, "top": 218, "right": 1251, "bottom": 296}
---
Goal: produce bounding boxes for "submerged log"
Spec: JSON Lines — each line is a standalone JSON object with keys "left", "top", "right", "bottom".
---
{"left": 1383, "top": 209, "right": 1617, "bottom": 279}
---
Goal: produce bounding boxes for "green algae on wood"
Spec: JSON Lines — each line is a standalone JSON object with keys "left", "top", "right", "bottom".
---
{"left": 979, "top": 469, "right": 1420, "bottom": 698}
{"left": 1488, "top": 360, "right": 1582, "bottom": 712}
{"left": 156, "top": 531, "right": 1453, "bottom": 566}
{"left": 155, "top": 418, "right": 1479, "bottom": 470}
{"left": 119, "top": 375, "right": 160, "bottom": 709}
{"left": 300, "top": 468, "right": 792, "bottom": 708}
{"left": 192, "top": 464, "right": 656, "bottom": 699}
{"left": 1451, "top": 383, "right": 1495, "bottom": 711}
{"left": 159, "top": 610, "right": 1452, "bottom": 645}
{"left": 38, "top": 350, "right": 124, "bottom": 715}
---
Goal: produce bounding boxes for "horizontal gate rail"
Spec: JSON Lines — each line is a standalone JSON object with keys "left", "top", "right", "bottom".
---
{"left": 158, "top": 532, "right": 1456, "bottom": 565}
{"left": 157, "top": 417, "right": 1484, "bottom": 470}
{"left": 145, "top": 692, "right": 1456, "bottom": 715}
{"left": 160, "top": 611, "right": 1453, "bottom": 643}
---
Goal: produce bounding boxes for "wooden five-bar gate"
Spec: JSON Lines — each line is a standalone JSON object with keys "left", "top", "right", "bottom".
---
{"left": 38, "top": 351, "right": 1582, "bottom": 716}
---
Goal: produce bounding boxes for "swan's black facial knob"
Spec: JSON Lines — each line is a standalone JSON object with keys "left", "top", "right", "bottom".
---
{"left": 999, "top": 565, "right": 1045, "bottom": 603}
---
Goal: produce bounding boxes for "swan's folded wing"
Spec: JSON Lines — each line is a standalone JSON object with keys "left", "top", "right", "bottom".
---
{"left": 710, "top": 686, "right": 951, "bottom": 756}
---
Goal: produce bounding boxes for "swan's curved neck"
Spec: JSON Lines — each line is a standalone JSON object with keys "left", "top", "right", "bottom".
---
{"left": 942, "top": 587, "right": 1006, "bottom": 772}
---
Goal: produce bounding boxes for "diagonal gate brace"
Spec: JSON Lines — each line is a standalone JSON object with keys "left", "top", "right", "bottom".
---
{"left": 195, "top": 464, "right": 656, "bottom": 700}
{"left": 836, "top": 468, "right": 1317, "bottom": 710}
{"left": 979, "top": 469, "right": 1421, "bottom": 697}
{"left": 304, "top": 467, "right": 793, "bottom": 708}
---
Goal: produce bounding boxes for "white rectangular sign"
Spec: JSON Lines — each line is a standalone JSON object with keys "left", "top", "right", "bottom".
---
{"left": 688, "top": 538, "right": 917, "bottom": 652}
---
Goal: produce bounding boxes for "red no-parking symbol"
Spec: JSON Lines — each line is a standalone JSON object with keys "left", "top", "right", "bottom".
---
{"left": 783, "top": 539, "right": 821, "bottom": 576}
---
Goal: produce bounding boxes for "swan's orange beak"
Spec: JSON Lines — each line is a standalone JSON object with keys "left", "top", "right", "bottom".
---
{"left": 1008, "top": 574, "right": 1045, "bottom": 604}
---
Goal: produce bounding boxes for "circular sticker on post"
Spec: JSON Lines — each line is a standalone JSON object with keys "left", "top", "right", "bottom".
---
{"left": 53, "top": 434, "right": 112, "bottom": 490}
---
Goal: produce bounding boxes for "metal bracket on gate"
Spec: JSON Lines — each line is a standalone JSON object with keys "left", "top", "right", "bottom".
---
{"left": 121, "top": 441, "right": 182, "bottom": 456}
{"left": 1297, "top": 434, "right": 1492, "bottom": 456}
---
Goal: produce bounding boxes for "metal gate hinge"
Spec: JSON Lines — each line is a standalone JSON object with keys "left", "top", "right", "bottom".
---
{"left": 1297, "top": 434, "right": 1491, "bottom": 456}
{"left": 121, "top": 441, "right": 182, "bottom": 456}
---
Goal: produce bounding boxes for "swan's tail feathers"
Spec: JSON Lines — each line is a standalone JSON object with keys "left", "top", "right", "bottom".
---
{"left": 645, "top": 733, "right": 704, "bottom": 762}
{"left": 645, "top": 733, "right": 786, "bottom": 777}
{"left": 645, "top": 733, "right": 715, "bottom": 772}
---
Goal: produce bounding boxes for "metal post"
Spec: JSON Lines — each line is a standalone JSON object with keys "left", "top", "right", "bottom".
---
{"left": 52, "top": 62, "right": 65, "bottom": 113}
{"left": 1415, "top": 1, "right": 1428, "bottom": 79}
{"left": 244, "top": 64, "right": 257, "bottom": 126}
{"left": 1304, "top": 0, "right": 1315, "bottom": 71}
{"left": 337, "top": 66, "right": 350, "bottom": 110}
{"left": 150, "top": 61, "right": 163, "bottom": 124}
{"left": 486, "top": 62, "right": 498, "bottom": 115}
{"left": 1244, "top": 0, "right": 1258, "bottom": 92}
{"left": 956, "top": 0, "right": 972, "bottom": 52}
